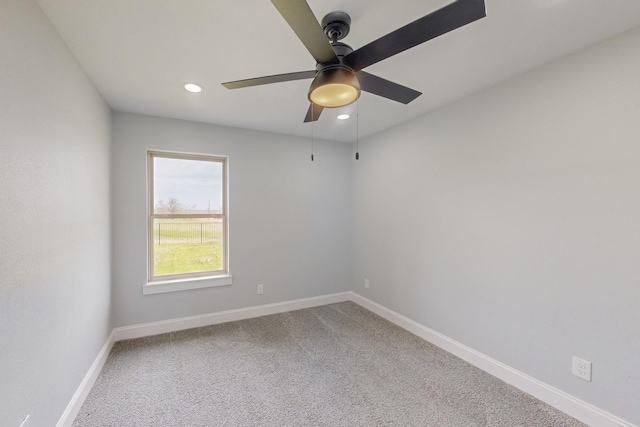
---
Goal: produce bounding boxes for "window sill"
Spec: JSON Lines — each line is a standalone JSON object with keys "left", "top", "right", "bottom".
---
{"left": 143, "top": 274, "right": 232, "bottom": 295}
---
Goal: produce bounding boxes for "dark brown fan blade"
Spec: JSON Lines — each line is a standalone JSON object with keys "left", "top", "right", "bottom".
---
{"left": 271, "top": 0, "right": 338, "bottom": 64}
{"left": 304, "top": 103, "right": 324, "bottom": 122}
{"left": 345, "top": 0, "right": 486, "bottom": 72}
{"left": 222, "top": 70, "right": 316, "bottom": 89}
{"left": 356, "top": 71, "right": 421, "bottom": 104}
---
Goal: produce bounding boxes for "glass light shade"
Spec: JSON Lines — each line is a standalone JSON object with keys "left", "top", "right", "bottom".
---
{"left": 308, "top": 67, "right": 360, "bottom": 108}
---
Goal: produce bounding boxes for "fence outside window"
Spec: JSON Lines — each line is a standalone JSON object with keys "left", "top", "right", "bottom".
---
{"left": 154, "top": 221, "right": 223, "bottom": 245}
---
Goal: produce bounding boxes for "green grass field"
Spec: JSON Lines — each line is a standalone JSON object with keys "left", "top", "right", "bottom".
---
{"left": 154, "top": 242, "right": 223, "bottom": 276}
{"left": 153, "top": 219, "right": 224, "bottom": 276}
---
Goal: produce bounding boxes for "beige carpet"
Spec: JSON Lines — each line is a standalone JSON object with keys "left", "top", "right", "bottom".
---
{"left": 72, "top": 302, "right": 585, "bottom": 426}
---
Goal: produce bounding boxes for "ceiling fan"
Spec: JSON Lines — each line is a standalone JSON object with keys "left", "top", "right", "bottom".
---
{"left": 222, "top": 0, "right": 486, "bottom": 123}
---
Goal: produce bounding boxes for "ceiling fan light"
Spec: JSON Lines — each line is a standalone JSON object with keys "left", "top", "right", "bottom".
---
{"left": 310, "top": 84, "right": 359, "bottom": 108}
{"left": 308, "top": 66, "right": 360, "bottom": 108}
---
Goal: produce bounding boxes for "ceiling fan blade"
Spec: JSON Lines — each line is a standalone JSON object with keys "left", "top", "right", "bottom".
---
{"left": 271, "top": 0, "right": 339, "bottom": 64}
{"left": 222, "top": 70, "right": 316, "bottom": 89}
{"left": 345, "top": 0, "right": 486, "bottom": 72}
{"left": 304, "top": 103, "right": 324, "bottom": 122}
{"left": 356, "top": 71, "right": 421, "bottom": 104}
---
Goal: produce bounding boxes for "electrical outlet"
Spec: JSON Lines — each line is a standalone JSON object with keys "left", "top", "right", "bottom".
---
{"left": 572, "top": 356, "right": 592, "bottom": 381}
{"left": 20, "top": 415, "right": 30, "bottom": 427}
{"left": 257, "top": 284, "right": 264, "bottom": 295}
{"left": 364, "top": 279, "right": 369, "bottom": 289}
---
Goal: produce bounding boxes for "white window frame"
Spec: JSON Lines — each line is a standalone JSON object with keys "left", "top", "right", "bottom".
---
{"left": 144, "top": 150, "right": 231, "bottom": 295}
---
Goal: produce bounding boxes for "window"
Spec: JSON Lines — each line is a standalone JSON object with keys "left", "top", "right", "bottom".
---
{"left": 146, "top": 150, "right": 230, "bottom": 293}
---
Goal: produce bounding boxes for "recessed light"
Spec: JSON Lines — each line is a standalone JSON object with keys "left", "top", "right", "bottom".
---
{"left": 184, "top": 83, "right": 202, "bottom": 93}
{"left": 337, "top": 114, "right": 350, "bottom": 120}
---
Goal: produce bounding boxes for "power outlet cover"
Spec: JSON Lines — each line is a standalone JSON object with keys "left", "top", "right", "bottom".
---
{"left": 572, "top": 356, "right": 592, "bottom": 381}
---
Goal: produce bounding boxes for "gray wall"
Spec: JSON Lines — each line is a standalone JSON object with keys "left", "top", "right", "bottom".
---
{"left": 111, "top": 112, "right": 352, "bottom": 327}
{"left": 0, "top": 1, "right": 112, "bottom": 426}
{"left": 352, "top": 27, "right": 640, "bottom": 424}
{"left": 3, "top": 1, "right": 638, "bottom": 425}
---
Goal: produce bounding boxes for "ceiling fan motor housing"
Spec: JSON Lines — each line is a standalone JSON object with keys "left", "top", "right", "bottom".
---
{"left": 326, "top": 42, "right": 354, "bottom": 62}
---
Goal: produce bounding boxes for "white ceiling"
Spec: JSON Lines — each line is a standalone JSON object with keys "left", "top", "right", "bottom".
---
{"left": 37, "top": 0, "right": 640, "bottom": 143}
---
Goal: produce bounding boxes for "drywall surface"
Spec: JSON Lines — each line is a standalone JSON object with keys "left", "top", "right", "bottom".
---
{"left": 351, "top": 27, "right": 640, "bottom": 424}
{"left": 0, "top": 1, "right": 112, "bottom": 426}
{"left": 112, "top": 113, "right": 352, "bottom": 327}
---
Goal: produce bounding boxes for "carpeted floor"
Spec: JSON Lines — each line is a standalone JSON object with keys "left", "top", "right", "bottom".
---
{"left": 73, "top": 302, "right": 586, "bottom": 426}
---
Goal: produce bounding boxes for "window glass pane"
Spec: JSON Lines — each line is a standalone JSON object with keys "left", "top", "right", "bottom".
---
{"left": 154, "top": 157, "right": 223, "bottom": 215}
{"left": 153, "top": 218, "right": 224, "bottom": 276}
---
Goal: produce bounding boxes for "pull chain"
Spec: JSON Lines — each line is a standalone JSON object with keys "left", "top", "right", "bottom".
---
{"left": 311, "top": 103, "right": 315, "bottom": 161}
{"left": 355, "top": 99, "right": 360, "bottom": 160}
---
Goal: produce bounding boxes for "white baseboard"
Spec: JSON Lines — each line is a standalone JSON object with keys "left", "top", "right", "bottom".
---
{"left": 60, "top": 291, "right": 635, "bottom": 427}
{"left": 56, "top": 330, "right": 115, "bottom": 427}
{"left": 348, "top": 292, "right": 636, "bottom": 427}
{"left": 113, "top": 291, "right": 351, "bottom": 341}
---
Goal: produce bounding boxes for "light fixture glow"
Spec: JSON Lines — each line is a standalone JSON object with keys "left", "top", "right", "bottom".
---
{"left": 308, "top": 66, "right": 360, "bottom": 108}
{"left": 310, "top": 84, "right": 358, "bottom": 107}
{"left": 184, "top": 83, "right": 202, "bottom": 93}
{"left": 337, "top": 114, "right": 350, "bottom": 120}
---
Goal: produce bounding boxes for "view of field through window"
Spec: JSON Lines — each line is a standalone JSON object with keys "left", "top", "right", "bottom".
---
{"left": 151, "top": 154, "right": 226, "bottom": 278}
{"left": 153, "top": 218, "right": 224, "bottom": 276}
